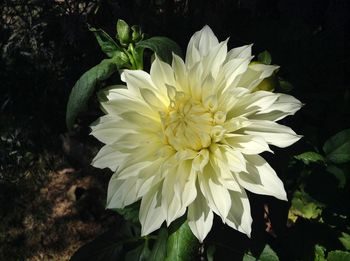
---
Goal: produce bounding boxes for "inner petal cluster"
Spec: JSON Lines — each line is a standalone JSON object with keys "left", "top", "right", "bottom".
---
{"left": 160, "top": 87, "right": 227, "bottom": 154}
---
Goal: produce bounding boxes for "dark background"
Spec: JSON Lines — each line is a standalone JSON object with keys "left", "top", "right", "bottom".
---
{"left": 0, "top": 0, "right": 348, "bottom": 260}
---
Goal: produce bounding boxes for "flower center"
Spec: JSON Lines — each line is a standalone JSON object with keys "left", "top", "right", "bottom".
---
{"left": 160, "top": 87, "right": 226, "bottom": 152}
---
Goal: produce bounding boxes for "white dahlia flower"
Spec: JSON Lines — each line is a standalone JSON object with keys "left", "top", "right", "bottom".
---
{"left": 91, "top": 26, "right": 302, "bottom": 242}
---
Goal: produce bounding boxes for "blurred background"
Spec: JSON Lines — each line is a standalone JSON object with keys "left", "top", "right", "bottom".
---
{"left": 0, "top": 0, "right": 348, "bottom": 260}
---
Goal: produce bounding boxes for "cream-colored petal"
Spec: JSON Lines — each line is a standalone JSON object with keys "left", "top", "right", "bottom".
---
{"left": 107, "top": 176, "right": 140, "bottom": 209}
{"left": 199, "top": 162, "right": 231, "bottom": 221}
{"left": 172, "top": 53, "right": 189, "bottom": 92}
{"left": 162, "top": 165, "right": 183, "bottom": 225}
{"left": 252, "top": 93, "right": 302, "bottom": 121}
{"left": 91, "top": 144, "right": 127, "bottom": 171}
{"left": 123, "top": 69, "right": 157, "bottom": 94}
{"left": 237, "top": 63, "right": 279, "bottom": 91}
{"left": 225, "top": 44, "right": 253, "bottom": 61}
{"left": 242, "top": 120, "right": 302, "bottom": 148}
{"left": 209, "top": 145, "right": 242, "bottom": 192}
{"left": 224, "top": 134, "right": 272, "bottom": 155}
{"left": 201, "top": 39, "right": 228, "bottom": 79}
{"left": 187, "top": 184, "right": 214, "bottom": 242}
{"left": 220, "top": 145, "right": 247, "bottom": 173}
{"left": 225, "top": 189, "right": 252, "bottom": 237}
{"left": 150, "top": 55, "right": 175, "bottom": 98}
{"left": 186, "top": 25, "right": 219, "bottom": 64}
{"left": 140, "top": 181, "right": 165, "bottom": 236}
{"left": 236, "top": 155, "right": 287, "bottom": 200}
{"left": 227, "top": 91, "right": 279, "bottom": 119}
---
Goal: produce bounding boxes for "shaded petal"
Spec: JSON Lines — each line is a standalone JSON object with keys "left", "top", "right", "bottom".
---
{"left": 252, "top": 93, "right": 303, "bottom": 121}
{"left": 236, "top": 155, "right": 287, "bottom": 200}
{"left": 187, "top": 184, "right": 214, "bottom": 242}
{"left": 225, "top": 44, "right": 253, "bottom": 61}
{"left": 172, "top": 53, "right": 189, "bottom": 92}
{"left": 150, "top": 55, "right": 175, "bottom": 97}
{"left": 237, "top": 63, "right": 279, "bottom": 91}
{"left": 186, "top": 25, "right": 219, "bottom": 69}
{"left": 242, "top": 120, "right": 302, "bottom": 148}
{"left": 201, "top": 39, "right": 228, "bottom": 79}
{"left": 162, "top": 165, "right": 183, "bottom": 225}
{"left": 90, "top": 115, "right": 134, "bottom": 144}
{"left": 140, "top": 181, "right": 165, "bottom": 236}
{"left": 91, "top": 144, "right": 127, "bottom": 171}
{"left": 224, "top": 134, "right": 272, "bottom": 155}
{"left": 226, "top": 189, "right": 252, "bottom": 237}
{"left": 227, "top": 91, "right": 279, "bottom": 119}
{"left": 199, "top": 162, "right": 231, "bottom": 221}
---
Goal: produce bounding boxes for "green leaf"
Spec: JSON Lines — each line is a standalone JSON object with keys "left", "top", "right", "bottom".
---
{"left": 278, "top": 79, "right": 294, "bottom": 92}
{"left": 243, "top": 245, "right": 279, "bottom": 261}
{"left": 131, "top": 25, "right": 143, "bottom": 42}
{"left": 112, "top": 201, "right": 140, "bottom": 223}
{"left": 323, "top": 129, "right": 350, "bottom": 164}
{"left": 257, "top": 50, "right": 272, "bottom": 65}
{"left": 165, "top": 221, "right": 199, "bottom": 261}
{"left": 327, "top": 165, "right": 347, "bottom": 188}
{"left": 89, "top": 26, "right": 121, "bottom": 57}
{"left": 117, "top": 19, "right": 131, "bottom": 45}
{"left": 294, "top": 151, "right": 326, "bottom": 165}
{"left": 149, "top": 228, "right": 168, "bottom": 261}
{"left": 206, "top": 245, "right": 216, "bottom": 261}
{"left": 288, "top": 190, "right": 324, "bottom": 223}
{"left": 259, "top": 245, "right": 279, "bottom": 261}
{"left": 66, "top": 58, "right": 118, "bottom": 130}
{"left": 136, "top": 36, "right": 183, "bottom": 64}
{"left": 339, "top": 232, "right": 350, "bottom": 251}
{"left": 242, "top": 252, "right": 256, "bottom": 261}
{"left": 327, "top": 250, "right": 350, "bottom": 261}
{"left": 314, "top": 245, "right": 326, "bottom": 261}
{"left": 125, "top": 241, "right": 151, "bottom": 261}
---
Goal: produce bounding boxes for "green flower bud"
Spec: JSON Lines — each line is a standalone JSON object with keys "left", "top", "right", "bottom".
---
{"left": 116, "top": 19, "right": 131, "bottom": 46}
{"left": 131, "top": 25, "right": 143, "bottom": 42}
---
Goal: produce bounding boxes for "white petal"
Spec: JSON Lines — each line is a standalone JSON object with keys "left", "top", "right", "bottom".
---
{"left": 219, "top": 57, "right": 253, "bottom": 93}
{"left": 226, "top": 189, "right": 252, "bottom": 237}
{"left": 172, "top": 53, "right": 189, "bottom": 92}
{"left": 91, "top": 144, "right": 127, "bottom": 171}
{"left": 227, "top": 91, "right": 279, "bottom": 119}
{"left": 225, "top": 44, "right": 253, "bottom": 61}
{"left": 201, "top": 39, "right": 228, "bottom": 79}
{"left": 140, "top": 181, "right": 165, "bottom": 236}
{"left": 162, "top": 166, "right": 183, "bottom": 225}
{"left": 90, "top": 115, "right": 133, "bottom": 144}
{"left": 175, "top": 160, "right": 197, "bottom": 208}
{"left": 199, "top": 162, "right": 231, "bottom": 221}
{"left": 221, "top": 145, "right": 247, "bottom": 173}
{"left": 150, "top": 55, "right": 175, "bottom": 96}
{"left": 242, "top": 120, "right": 302, "bottom": 148}
{"left": 252, "top": 93, "right": 303, "bottom": 121}
{"left": 107, "top": 176, "right": 139, "bottom": 209}
{"left": 236, "top": 155, "right": 287, "bottom": 200}
{"left": 123, "top": 70, "right": 156, "bottom": 94}
{"left": 139, "top": 88, "right": 167, "bottom": 111}
{"left": 224, "top": 134, "right": 272, "bottom": 155}
{"left": 209, "top": 145, "right": 242, "bottom": 192}
{"left": 186, "top": 25, "right": 219, "bottom": 64}
{"left": 187, "top": 185, "right": 214, "bottom": 242}
{"left": 237, "top": 63, "right": 279, "bottom": 91}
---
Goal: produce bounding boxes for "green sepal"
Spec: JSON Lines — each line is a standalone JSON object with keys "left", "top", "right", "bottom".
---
{"left": 136, "top": 36, "right": 183, "bottom": 65}
{"left": 89, "top": 26, "right": 121, "bottom": 57}
{"left": 117, "top": 19, "right": 131, "bottom": 46}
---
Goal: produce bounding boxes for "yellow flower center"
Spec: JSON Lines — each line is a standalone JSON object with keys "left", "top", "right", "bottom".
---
{"left": 160, "top": 87, "right": 226, "bottom": 152}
